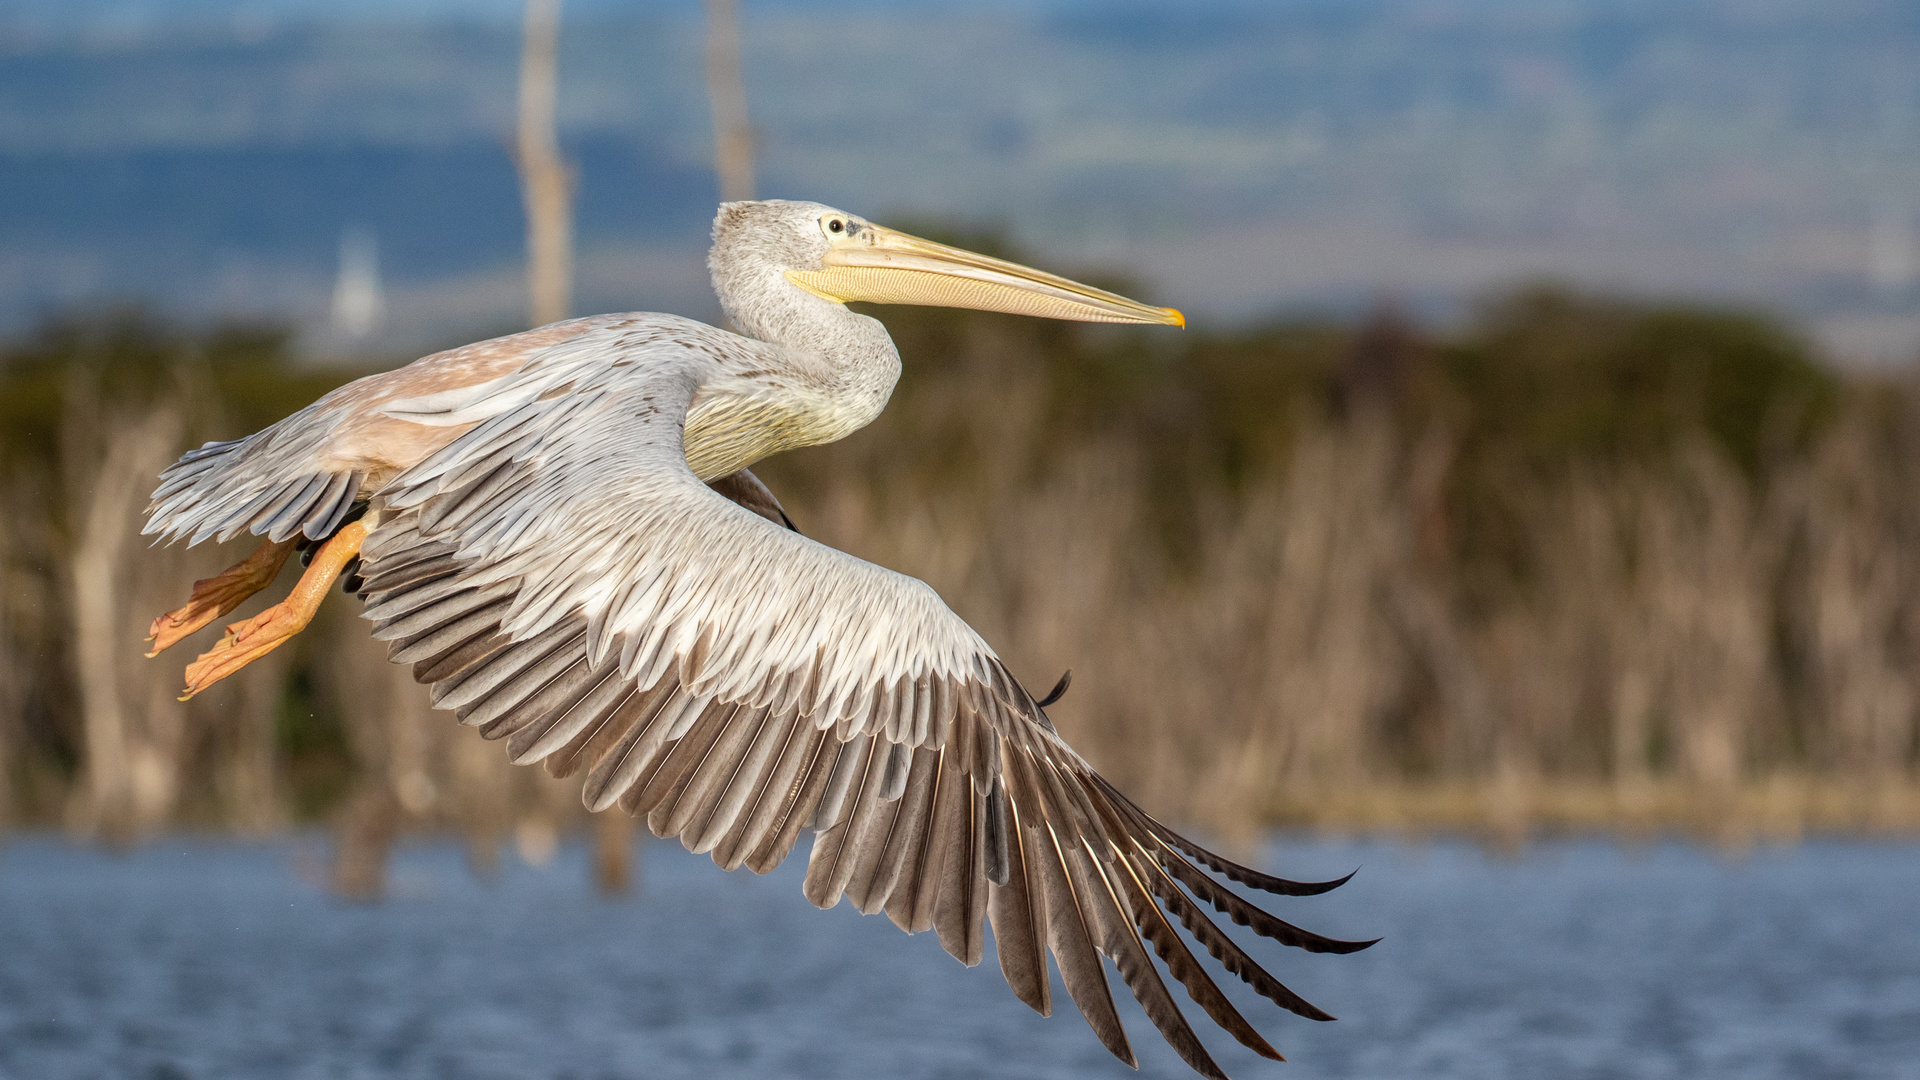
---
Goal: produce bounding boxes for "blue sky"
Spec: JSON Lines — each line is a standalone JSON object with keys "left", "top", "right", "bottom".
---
{"left": 1, "top": 0, "right": 1715, "bottom": 30}
{"left": 4, "top": 0, "right": 1916, "bottom": 362}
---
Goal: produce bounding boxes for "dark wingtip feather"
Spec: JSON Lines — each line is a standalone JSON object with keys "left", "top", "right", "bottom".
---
{"left": 1285, "top": 867, "right": 1359, "bottom": 896}
{"left": 1283, "top": 928, "right": 1379, "bottom": 955}
{"left": 1036, "top": 669, "right": 1072, "bottom": 708}
{"left": 1169, "top": 835, "right": 1358, "bottom": 898}
{"left": 1091, "top": 775, "right": 1361, "bottom": 896}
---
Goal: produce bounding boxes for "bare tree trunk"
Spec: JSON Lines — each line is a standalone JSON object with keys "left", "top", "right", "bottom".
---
{"left": 216, "top": 650, "right": 290, "bottom": 834}
{"left": 704, "top": 0, "right": 755, "bottom": 202}
{"left": 518, "top": 0, "right": 572, "bottom": 328}
{"left": 68, "top": 405, "right": 185, "bottom": 843}
{"left": 593, "top": 810, "right": 637, "bottom": 895}
{"left": 448, "top": 712, "right": 515, "bottom": 878}
{"left": 332, "top": 786, "right": 400, "bottom": 901}
{"left": 0, "top": 508, "right": 16, "bottom": 830}
{"left": 321, "top": 605, "right": 432, "bottom": 899}
{"left": 71, "top": 476, "right": 134, "bottom": 841}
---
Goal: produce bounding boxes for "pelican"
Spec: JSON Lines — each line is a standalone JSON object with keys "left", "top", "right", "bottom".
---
{"left": 143, "top": 201, "right": 1373, "bottom": 1078}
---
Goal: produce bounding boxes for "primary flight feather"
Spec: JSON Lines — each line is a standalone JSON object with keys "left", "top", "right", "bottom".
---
{"left": 143, "top": 200, "right": 1374, "bottom": 1078}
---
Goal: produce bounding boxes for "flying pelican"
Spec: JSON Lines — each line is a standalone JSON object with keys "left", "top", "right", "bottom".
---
{"left": 143, "top": 201, "right": 1373, "bottom": 1078}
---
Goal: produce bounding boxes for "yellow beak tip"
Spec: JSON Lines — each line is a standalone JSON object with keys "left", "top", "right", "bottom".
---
{"left": 1163, "top": 308, "right": 1186, "bottom": 328}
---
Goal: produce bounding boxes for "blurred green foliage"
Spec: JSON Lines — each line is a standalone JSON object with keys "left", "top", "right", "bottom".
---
{"left": 274, "top": 666, "right": 354, "bottom": 821}
{"left": 0, "top": 309, "right": 353, "bottom": 467}
{"left": 1446, "top": 286, "right": 1836, "bottom": 476}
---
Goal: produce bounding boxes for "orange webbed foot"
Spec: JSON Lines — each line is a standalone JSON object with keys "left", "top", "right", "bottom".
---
{"left": 178, "top": 603, "right": 306, "bottom": 700}
{"left": 173, "top": 520, "right": 368, "bottom": 700}
{"left": 146, "top": 538, "right": 297, "bottom": 657}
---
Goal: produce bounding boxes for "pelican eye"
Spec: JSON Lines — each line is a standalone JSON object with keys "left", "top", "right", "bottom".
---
{"left": 826, "top": 218, "right": 845, "bottom": 234}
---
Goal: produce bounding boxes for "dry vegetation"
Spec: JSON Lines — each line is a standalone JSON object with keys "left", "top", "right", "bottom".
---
{"left": 1, "top": 286, "right": 1916, "bottom": 888}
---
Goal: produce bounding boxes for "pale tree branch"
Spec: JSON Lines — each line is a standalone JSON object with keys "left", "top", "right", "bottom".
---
{"left": 705, "top": 0, "right": 755, "bottom": 203}
{"left": 518, "top": 0, "right": 573, "bottom": 328}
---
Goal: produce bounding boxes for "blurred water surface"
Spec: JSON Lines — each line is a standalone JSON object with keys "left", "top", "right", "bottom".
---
{"left": 0, "top": 836, "right": 1912, "bottom": 1080}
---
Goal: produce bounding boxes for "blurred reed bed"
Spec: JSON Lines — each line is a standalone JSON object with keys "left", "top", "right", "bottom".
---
{"left": 0, "top": 287, "right": 1916, "bottom": 892}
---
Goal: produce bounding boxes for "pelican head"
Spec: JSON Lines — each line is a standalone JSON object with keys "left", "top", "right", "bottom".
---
{"left": 709, "top": 200, "right": 1184, "bottom": 340}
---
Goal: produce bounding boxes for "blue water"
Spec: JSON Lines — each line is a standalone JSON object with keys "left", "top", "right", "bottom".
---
{"left": 0, "top": 836, "right": 1913, "bottom": 1080}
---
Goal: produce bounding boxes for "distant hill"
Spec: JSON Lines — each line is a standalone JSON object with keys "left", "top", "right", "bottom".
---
{"left": 3, "top": 0, "right": 1918, "bottom": 361}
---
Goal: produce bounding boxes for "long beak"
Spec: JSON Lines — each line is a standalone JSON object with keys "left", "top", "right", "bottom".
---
{"left": 786, "top": 224, "right": 1184, "bottom": 326}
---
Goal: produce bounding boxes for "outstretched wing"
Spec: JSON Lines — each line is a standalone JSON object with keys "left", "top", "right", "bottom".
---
{"left": 354, "top": 336, "right": 1372, "bottom": 1079}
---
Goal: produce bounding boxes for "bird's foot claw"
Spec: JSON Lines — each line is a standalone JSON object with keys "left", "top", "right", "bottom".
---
{"left": 147, "top": 583, "right": 251, "bottom": 656}
{"left": 178, "top": 604, "right": 301, "bottom": 700}
{"left": 147, "top": 540, "right": 295, "bottom": 657}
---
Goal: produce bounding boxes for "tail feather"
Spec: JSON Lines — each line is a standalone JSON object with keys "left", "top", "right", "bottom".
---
{"left": 144, "top": 407, "right": 357, "bottom": 548}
